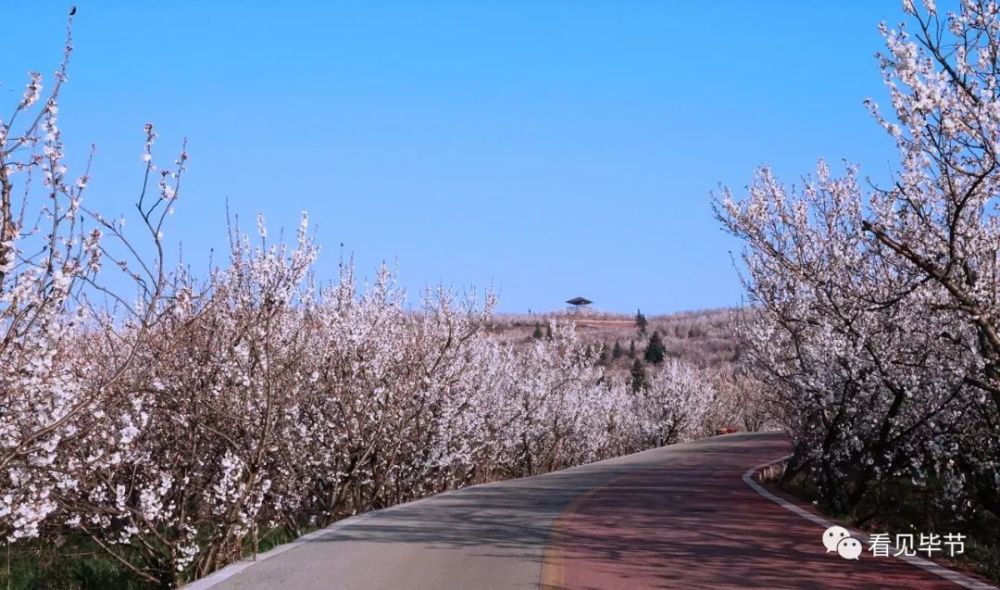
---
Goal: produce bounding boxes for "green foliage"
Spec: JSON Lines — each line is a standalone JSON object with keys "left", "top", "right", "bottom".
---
{"left": 2, "top": 536, "right": 148, "bottom": 590}
{"left": 532, "top": 322, "right": 543, "bottom": 339}
{"left": 644, "top": 330, "right": 666, "bottom": 365}
{"left": 629, "top": 358, "right": 648, "bottom": 392}
{"left": 611, "top": 340, "right": 623, "bottom": 359}
{"left": 635, "top": 309, "right": 648, "bottom": 334}
{"left": 0, "top": 524, "right": 323, "bottom": 590}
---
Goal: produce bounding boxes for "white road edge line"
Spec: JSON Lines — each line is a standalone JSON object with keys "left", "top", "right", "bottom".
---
{"left": 742, "top": 454, "right": 998, "bottom": 590}
{"left": 181, "top": 477, "right": 482, "bottom": 590}
{"left": 181, "top": 510, "right": 378, "bottom": 590}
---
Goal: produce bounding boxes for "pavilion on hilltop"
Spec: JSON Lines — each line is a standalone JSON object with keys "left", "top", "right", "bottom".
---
{"left": 566, "top": 297, "right": 593, "bottom": 313}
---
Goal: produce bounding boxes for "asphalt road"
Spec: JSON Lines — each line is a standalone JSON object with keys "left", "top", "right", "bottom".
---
{"left": 192, "top": 432, "right": 994, "bottom": 590}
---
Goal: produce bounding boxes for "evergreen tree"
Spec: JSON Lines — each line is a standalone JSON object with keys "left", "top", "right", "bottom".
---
{"left": 635, "top": 308, "right": 648, "bottom": 334}
{"left": 628, "top": 339, "right": 636, "bottom": 358}
{"left": 612, "top": 340, "right": 623, "bottom": 359}
{"left": 532, "top": 322, "right": 543, "bottom": 339}
{"left": 629, "top": 358, "right": 648, "bottom": 392}
{"left": 545, "top": 323, "right": 553, "bottom": 340}
{"left": 644, "top": 330, "right": 666, "bottom": 365}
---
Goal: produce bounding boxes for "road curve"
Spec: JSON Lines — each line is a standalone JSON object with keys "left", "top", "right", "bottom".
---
{"left": 191, "top": 432, "right": 993, "bottom": 590}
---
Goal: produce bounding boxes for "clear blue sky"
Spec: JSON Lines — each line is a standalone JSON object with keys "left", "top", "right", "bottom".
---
{"left": 2, "top": 2, "right": 907, "bottom": 314}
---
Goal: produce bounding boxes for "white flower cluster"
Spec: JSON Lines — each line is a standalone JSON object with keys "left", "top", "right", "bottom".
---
{"left": 0, "top": 15, "right": 733, "bottom": 588}
{"left": 717, "top": 0, "right": 1000, "bottom": 519}
{"left": 2, "top": 224, "right": 720, "bottom": 586}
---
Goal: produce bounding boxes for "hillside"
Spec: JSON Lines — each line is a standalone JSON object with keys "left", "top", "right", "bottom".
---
{"left": 490, "top": 308, "right": 742, "bottom": 371}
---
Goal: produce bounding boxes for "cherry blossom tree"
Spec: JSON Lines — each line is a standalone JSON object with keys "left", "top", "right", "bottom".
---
{"left": 717, "top": 0, "right": 1000, "bottom": 519}
{"left": 1, "top": 11, "right": 727, "bottom": 588}
{"left": 0, "top": 9, "right": 183, "bottom": 549}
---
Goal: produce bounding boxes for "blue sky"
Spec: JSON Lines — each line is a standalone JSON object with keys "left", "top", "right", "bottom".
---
{"left": 2, "top": 2, "right": 907, "bottom": 314}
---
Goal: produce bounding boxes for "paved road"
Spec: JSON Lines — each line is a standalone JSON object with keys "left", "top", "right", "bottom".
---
{"left": 196, "top": 432, "right": 992, "bottom": 590}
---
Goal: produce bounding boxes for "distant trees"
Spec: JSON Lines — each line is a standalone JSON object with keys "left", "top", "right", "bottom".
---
{"left": 628, "top": 362, "right": 715, "bottom": 446}
{"left": 703, "top": 371, "right": 773, "bottom": 434}
{"left": 635, "top": 309, "right": 648, "bottom": 334}
{"left": 629, "top": 359, "right": 649, "bottom": 392}
{"left": 644, "top": 331, "right": 666, "bottom": 365}
{"left": 612, "top": 340, "right": 624, "bottom": 359}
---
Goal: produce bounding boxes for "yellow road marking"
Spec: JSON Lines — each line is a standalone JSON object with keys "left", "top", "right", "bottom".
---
{"left": 538, "top": 473, "right": 633, "bottom": 589}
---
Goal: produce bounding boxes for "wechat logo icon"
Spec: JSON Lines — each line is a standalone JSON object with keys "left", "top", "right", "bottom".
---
{"left": 823, "top": 526, "right": 861, "bottom": 560}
